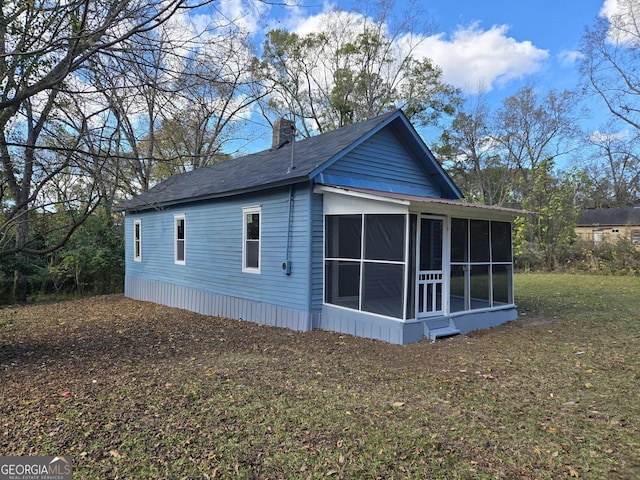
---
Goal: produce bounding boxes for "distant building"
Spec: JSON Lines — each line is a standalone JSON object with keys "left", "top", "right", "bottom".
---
{"left": 576, "top": 208, "right": 640, "bottom": 247}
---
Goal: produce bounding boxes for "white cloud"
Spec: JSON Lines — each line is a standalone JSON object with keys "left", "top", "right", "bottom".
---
{"left": 600, "top": 0, "right": 622, "bottom": 19}
{"left": 412, "top": 23, "right": 549, "bottom": 94}
{"left": 589, "top": 128, "right": 630, "bottom": 143}
{"left": 600, "top": 0, "right": 640, "bottom": 46}
{"left": 284, "top": 6, "right": 550, "bottom": 96}
{"left": 290, "top": 7, "right": 369, "bottom": 37}
{"left": 558, "top": 49, "right": 584, "bottom": 66}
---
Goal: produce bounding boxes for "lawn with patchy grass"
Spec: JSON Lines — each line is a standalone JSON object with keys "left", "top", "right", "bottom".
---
{"left": 1, "top": 274, "right": 639, "bottom": 479}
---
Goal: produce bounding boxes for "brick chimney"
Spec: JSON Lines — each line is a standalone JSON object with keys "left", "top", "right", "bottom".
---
{"left": 272, "top": 118, "right": 296, "bottom": 149}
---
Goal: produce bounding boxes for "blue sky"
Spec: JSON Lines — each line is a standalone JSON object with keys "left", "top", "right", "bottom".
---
{"left": 275, "top": 0, "right": 606, "bottom": 95}
{"left": 212, "top": 0, "right": 620, "bottom": 150}
{"left": 422, "top": 0, "right": 604, "bottom": 89}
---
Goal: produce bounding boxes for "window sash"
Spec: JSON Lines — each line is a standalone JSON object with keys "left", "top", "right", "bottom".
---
{"left": 175, "top": 215, "right": 185, "bottom": 264}
{"left": 133, "top": 220, "right": 142, "bottom": 261}
{"left": 243, "top": 207, "right": 261, "bottom": 273}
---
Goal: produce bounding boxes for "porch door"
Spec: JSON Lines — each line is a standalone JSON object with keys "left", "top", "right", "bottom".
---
{"left": 417, "top": 216, "right": 444, "bottom": 317}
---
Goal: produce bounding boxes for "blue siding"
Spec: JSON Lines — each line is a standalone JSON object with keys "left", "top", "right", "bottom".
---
{"left": 125, "top": 276, "right": 314, "bottom": 331}
{"left": 125, "top": 184, "right": 313, "bottom": 313}
{"left": 309, "top": 191, "right": 324, "bottom": 313}
{"left": 318, "top": 128, "right": 442, "bottom": 197}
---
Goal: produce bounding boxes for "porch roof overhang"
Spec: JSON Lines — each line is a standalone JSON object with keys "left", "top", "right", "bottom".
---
{"left": 315, "top": 185, "right": 526, "bottom": 220}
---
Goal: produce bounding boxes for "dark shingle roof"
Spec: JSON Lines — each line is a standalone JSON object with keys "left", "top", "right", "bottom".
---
{"left": 116, "top": 110, "right": 461, "bottom": 212}
{"left": 577, "top": 208, "right": 640, "bottom": 226}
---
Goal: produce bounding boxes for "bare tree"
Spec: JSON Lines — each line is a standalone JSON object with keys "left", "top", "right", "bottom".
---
{"left": 154, "top": 31, "right": 268, "bottom": 176}
{"left": 0, "top": 0, "right": 208, "bottom": 300}
{"left": 583, "top": 126, "right": 640, "bottom": 207}
{"left": 436, "top": 93, "right": 517, "bottom": 206}
{"left": 492, "top": 86, "right": 582, "bottom": 192}
{"left": 579, "top": 0, "right": 640, "bottom": 133}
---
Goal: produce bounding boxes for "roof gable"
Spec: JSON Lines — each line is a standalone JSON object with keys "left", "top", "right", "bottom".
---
{"left": 311, "top": 112, "right": 460, "bottom": 200}
{"left": 315, "top": 121, "right": 445, "bottom": 197}
{"left": 117, "top": 110, "right": 461, "bottom": 212}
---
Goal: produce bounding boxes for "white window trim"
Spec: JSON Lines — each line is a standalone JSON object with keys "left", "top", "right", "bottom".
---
{"left": 242, "top": 206, "right": 261, "bottom": 274}
{"left": 133, "top": 219, "right": 142, "bottom": 262}
{"left": 174, "top": 214, "right": 186, "bottom": 265}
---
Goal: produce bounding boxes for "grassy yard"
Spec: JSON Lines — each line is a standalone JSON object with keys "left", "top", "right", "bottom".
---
{"left": 1, "top": 274, "right": 639, "bottom": 479}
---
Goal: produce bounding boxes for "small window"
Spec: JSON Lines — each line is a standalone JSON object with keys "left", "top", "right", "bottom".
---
{"left": 243, "top": 206, "right": 261, "bottom": 273}
{"left": 175, "top": 214, "right": 185, "bottom": 264}
{"left": 633, "top": 231, "right": 640, "bottom": 245}
{"left": 133, "top": 220, "right": 142, "bottom": 261}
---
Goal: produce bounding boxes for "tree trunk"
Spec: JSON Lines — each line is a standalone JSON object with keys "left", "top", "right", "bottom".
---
{"left": 12, "top": 209, "right": 29, "bottom": 302}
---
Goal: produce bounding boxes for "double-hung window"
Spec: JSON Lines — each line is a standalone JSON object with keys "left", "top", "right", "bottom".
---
{"left": 243, "top": 206, "right": 261, "bottom": 273}
{"left": 133, "top": 220, "right": 142, "bottom": 261}
{"left": 175, "top": 214, "right": 186, "bottom": 265}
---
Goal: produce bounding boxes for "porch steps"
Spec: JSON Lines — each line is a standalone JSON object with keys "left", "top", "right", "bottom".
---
{"left": 427, "top": 326, "right": 461, "bottom": 341}
{"left": 426, "top": 319, "right": 460, "bottom": 341}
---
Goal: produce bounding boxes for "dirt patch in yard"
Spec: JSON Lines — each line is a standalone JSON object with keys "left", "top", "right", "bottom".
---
{"left": 1, "top": 293, "right": 637, "bottom": 479}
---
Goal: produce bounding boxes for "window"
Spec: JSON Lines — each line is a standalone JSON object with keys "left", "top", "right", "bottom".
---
{"left": 175, "top": 214, "right": 185, "bottom": 264}
{"left": 325, "top": 214, "right": 406, "bottom": 319}
{"left": 633, "top": 231, "right": 640, "bottom": 246}
{"left": 243, "top": 206, "right": 261, "bottom": 273}
{"left": 449, "top": 218, "right": 513, "bottom": 312}
{"left": 133, "top": 220, "right": 142, "bottom": 261}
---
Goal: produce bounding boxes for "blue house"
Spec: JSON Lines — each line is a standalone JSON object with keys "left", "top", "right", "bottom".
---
{"left": 117, "top": 110, "right": 521, "bottom": 344}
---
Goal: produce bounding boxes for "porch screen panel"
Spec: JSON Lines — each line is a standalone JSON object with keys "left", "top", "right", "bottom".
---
{"left": 491, "top": 222, "right": 512, "bottom": 262}
{"left": 420, "top": 218, "right": 443, "bottom": 270}
{"left": 326, "top": 215, "right": 361, "bottom": 259}
{"left": 450, "top": 265, "right": 466, "bottom": 312}
{"left": 362, "top": 263, "right": 404, "bottom": 318}
{"left": 450, "top": 218, "right": 468, "bottom": 263}
{"left": 325, "top": 260, "right": 360, "bottom": 309}
{"left": 365, "top": 215, "right": 405, "bottom": 261}
{"left": 325, "top": 213, "right": 407, "bottom": 319}
{"left": 492, "top": 264, "right": 512, "bottom": 305}
{"left": 325, "top": 215, "right": 362, "bottom": 309}
{"left": 470, "top": 265, "right": 490, "bottom": 309}
{"left": 470, "top": 220, "right": 490, "bottom": 262}
{"left": 406, "top": 215, "right": 417, "bottom": 319}
{"left": 450, "top": 218, "right": 514, "bottom": 311}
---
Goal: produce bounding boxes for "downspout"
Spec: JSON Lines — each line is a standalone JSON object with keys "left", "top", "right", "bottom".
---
{"left": 282, "top": 184, "right": 293, "bottom": 275}
{"left": 283, "top": 124, "right": 296, "bottom": 275}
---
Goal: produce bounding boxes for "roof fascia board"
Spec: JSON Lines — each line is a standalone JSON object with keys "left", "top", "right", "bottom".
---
{"left": 314, "top": 184, "right": 410, "bottom": 206}
{"left": 408, "top": 200, "right": 519, "bottom": 221}
{"left": 119, "top": 177, "right": 309, "bottom": 213}
{"left": 317, "top": 185, "right": 524, "bottom": 220}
